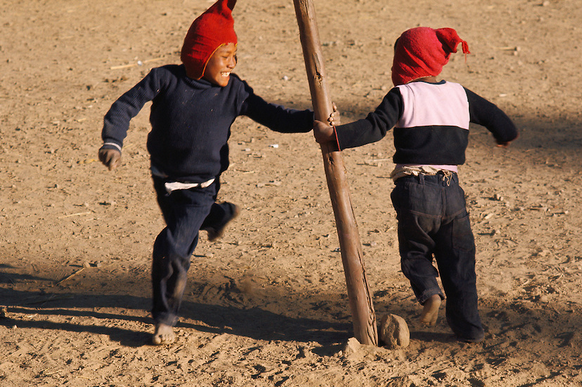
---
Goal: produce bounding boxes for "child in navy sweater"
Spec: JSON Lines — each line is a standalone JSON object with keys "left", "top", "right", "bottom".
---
{"left": 99, "top": 0, "right": 315, "bottom": 345}
{"left": 314, "top": 27, "right": 518, "bottom": 342}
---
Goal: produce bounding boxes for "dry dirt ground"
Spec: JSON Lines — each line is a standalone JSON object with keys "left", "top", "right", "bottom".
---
{"left": 2, "top": 0, "right": 582, "bottom": 386}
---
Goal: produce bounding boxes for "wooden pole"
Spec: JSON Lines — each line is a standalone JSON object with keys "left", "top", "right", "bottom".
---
{"left": 292, "top": 0, "right": 378, "bottom": 346}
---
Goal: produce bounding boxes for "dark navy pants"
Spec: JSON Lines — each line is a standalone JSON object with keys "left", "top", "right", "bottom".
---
{"left": 390, "top": 172, "right": 484, "bottom": 341}
{"left": 151, "top": 176, "right": 235, "bottom": 326}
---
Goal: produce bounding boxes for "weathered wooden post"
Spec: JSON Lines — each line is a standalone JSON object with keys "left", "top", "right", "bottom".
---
{"left": 292, "top": 0, "right": 378, "bottom": 346}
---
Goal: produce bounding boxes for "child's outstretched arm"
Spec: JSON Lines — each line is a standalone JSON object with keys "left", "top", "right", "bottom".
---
{"left": 241, "top": 92, "right": 313, "bottom": 133}
{"left": 317, "top": 88, "right": 402, "bottom": 151}
{"left": 99, "top": 68, "right": 162, "bottom": 171}
{"left": 465, "top": 88, "right": 518, "bottom": 146}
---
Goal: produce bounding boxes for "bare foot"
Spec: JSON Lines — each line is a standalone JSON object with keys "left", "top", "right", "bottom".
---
{"left": 420, "top": 295, "right": 441, "bottom": 326}
{"left": 152, "top": 323, "right": 175, "bottom": 345}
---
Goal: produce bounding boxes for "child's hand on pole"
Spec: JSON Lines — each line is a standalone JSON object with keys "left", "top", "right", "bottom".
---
{"left": 313, "top": 120, "right": 336, "bottom": 144}
{"left": 328, "top": 102, "right": 340, "bottom": 126}
{"left": 98, "top": 148, "right": 122, "bottom": 170}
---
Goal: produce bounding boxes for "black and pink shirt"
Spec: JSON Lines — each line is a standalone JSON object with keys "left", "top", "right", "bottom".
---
{"left": 334, "top": 80, "right": 518, "bottom": 169}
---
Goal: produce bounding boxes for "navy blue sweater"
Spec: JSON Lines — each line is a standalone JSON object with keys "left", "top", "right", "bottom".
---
{"left": 335, "top": 81, "right": 518, "bottom": 166}
{"left": 102, "top": 65, "right": 313, "bottom": 182}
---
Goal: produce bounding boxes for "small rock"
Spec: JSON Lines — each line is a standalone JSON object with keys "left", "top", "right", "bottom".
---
{"left": 379, "top": 314, "right": 410, "bottom": 349}
{"left": 342, "top": 337, "right": 361, "bottom": 355}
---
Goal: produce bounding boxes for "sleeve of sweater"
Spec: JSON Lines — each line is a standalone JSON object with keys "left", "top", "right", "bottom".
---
{"left": 101, "top": 70, "right": 161, "bottom": 150}
{"left": 334, "top": 87, "right": 403, "bottom": 150}
{"left": 464, "top": 87, "right": 519, "bottom": 144}
{"left": 239, "top": 82, "right": 314, "bottom": 133}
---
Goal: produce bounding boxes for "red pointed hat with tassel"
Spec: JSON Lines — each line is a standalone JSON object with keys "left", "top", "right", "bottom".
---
{"left": 391, "top": 27, "right": 470, "bottom": 86}
{"left": 181, "top": 0, "right": 238, "bottom": 80}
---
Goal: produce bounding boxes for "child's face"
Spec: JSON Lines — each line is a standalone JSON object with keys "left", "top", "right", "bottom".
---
{"left": 203, "top": 43, "right": 237, "bottom": 87}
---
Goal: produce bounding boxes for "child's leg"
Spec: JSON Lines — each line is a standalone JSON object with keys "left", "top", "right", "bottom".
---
{"left": 151, "top": 177, "right": 216, "bottom": 344}
{"left": 200, "top": 202, "right": 240, "bottom": 241}
{"left": 391, "top": 176, "right": 445, "bottom": 323}
{"left": 396, "top": 214, "right": 444, "bottom": 303}
{"left": 151, "top": 228, "right": 196, "bottom": 344}
{"left": 434, "top": 180, "right": 484, "bottom": 342}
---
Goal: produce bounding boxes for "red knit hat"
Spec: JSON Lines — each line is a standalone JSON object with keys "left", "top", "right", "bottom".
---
{"left": 181, "top": 0, "right": 237, "bottom": 80}
{"left": 391, "top": 27, "right": 470, "bottom": 86}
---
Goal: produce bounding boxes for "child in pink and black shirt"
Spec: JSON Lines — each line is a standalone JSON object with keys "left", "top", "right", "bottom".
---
{"left": 314, "top": 27, "right": 518, "bottom": 342}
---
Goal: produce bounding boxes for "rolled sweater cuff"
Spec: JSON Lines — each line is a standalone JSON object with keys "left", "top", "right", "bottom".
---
{"left": 101, "top": 142, "right": 122, "bottom": 152}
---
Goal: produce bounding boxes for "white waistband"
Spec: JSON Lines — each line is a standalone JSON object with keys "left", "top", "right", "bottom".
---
{"left": 390, "top": 164, "right": 457, "bottom": 181}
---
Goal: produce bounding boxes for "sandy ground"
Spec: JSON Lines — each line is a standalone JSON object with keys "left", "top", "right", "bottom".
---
{"left": 2, "top": 0, "right": 582, "bottom": 385}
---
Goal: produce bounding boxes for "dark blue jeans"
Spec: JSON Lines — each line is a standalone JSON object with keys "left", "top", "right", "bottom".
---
{"left": 390, "top": 172, "right": 484, "bottom": 341}
{"left": 151, "top": 176, "right": 235, "bottom": 326}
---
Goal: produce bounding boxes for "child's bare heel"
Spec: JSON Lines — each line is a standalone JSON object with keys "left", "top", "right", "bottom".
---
{"left": 420, "top": 294, "right": 441, "bottom": 326}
